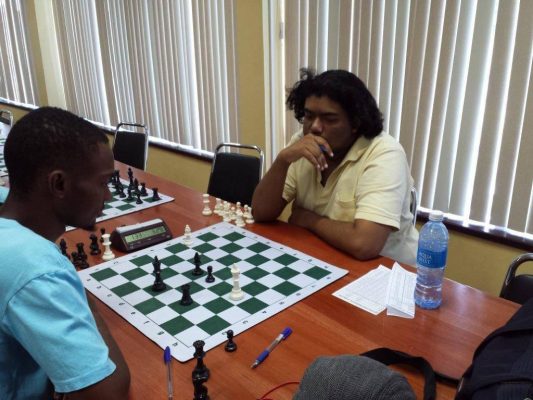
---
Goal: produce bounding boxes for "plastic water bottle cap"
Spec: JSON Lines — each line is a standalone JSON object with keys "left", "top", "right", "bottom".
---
{"left": 429, "top": 210, "right": 444, "bottom": 221}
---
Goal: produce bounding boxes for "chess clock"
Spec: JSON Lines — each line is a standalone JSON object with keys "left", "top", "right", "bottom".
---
{"left": 110, "top": 218, "right": 172, "bottom": 252}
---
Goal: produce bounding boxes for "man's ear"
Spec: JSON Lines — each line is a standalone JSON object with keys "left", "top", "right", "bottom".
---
{"left": 48, "top": 170, "right": 68, "bottom": 198}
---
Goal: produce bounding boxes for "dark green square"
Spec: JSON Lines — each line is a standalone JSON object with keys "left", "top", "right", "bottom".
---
{"left": 208, "top": 281, "right": 232, "bottom": 296}
{"left": 197, "top": 315, "right": 230, "bottom": 335}
{"left": 166, "top": 243, "right": 188, "bottom": 254}
{"left": 160, "top": 255, "right": 183, "bottom": 266}
{"left": 177, "top": 281, "right": 203, "bottom": 294}
{"left": 130, "top": 254, "right": 154, "bottom": 267}
{"left": 194, "top": 243, "right": 216, "bottom": 254}
{"left": 143, "top": 283, "right": 171, "bottom": 295}
{"left": 135, "top": 298, "right": 165, "bottom": 314}
{"left": 243, "top": 267, "right": 269, "bottom": 280}
{"left": 238, "top": 297, "right": 268, "bottom": 314}
{"left": 160, "top": 267, "right": 179, "bottom": 280}
{"left": 160, "top": 316, "right": 194, "bottom": 335}
{"left": 243, "top": 281, "right": 268, "bottom": 296}
{"left": 274, "top": 254, "right": 299, "bottom": 266}
{"left": 90, "top": 268, "right": 118, "bottom": 281}
{"left": 117, "top": 203, "right": 135, "bottom": 211}
{"left": 223, "top": 232, "right": 245, "bottom": 242}
{"left": 203, "top": 298, "right": 233, "bottom": 314}
{"left": 143, "top": 197, "right": 157, "bottom": 203}
{"left": 220, "top": 242, "right": 242, "bottom": 253}
{"left": 274, "top": 267, "right": 299, "bottom": 280}
{"left": 217, "top": 254, "right": 240, "bottom": 266}
{"left": 103, "top": 203, "right": 112, "bottom": 210}
{"left": 213, "top": 267, "right": 232, "bottom": 280}
{"left": 111, "top": 282, "right": 140, "bottom": 297}
{"left": 247, "top": 242, "right": 270, "bottom": 253}
{"left": 246, "top": 254, "right": 269, "bottom": 266}
{"left": 304, "top": 266, "right": 331, "bottom": 280}
{"left": 273, "top": 281, "right": 300, "bottom": 296}
{"left": 196, "top": 232, "right": 219, "bottom": 242}
{"left": 183, "top": 269, "right": 210, "bottom": 281}
{"left": 168, "top": 300, "right": 200, "bottom": 314}
{"left": 121, "top": 268, "right": 148, "bottom": 280}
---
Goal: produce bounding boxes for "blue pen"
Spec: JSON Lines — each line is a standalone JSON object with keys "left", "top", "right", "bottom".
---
{"left": 251, "top": 327, "right": 292, "bottom": 369}
{"left": 164, "top": 346, "right": 173, "bottom": 400}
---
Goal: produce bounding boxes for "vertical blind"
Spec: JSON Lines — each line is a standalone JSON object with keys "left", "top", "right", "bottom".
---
{"left": 267, "top": 0, "right": 533, "bottom": 237}
{"left": 52, "top": 0, "right": 239, "bottom": 153}
{"left": 0, "top": 0, "right": 38, "bottom": 105}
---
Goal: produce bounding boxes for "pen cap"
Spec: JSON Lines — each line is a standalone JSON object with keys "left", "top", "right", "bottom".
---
{"left": 164, "top": 346, "right": 172, "bottom": 363}
{"left": 282, "top": 327, "right": 293, "bottom": 339}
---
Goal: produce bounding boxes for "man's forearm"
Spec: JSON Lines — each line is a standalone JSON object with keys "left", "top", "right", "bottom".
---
{"left": 252, "top": 157, "right": 290, "bottom": 221}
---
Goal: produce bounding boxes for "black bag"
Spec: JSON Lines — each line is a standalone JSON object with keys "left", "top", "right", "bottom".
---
{"left": 455, "top": 297, "right": 533, "bottom": 399}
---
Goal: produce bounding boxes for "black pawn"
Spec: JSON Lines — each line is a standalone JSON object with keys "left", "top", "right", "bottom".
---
{"left": 205, "top": 266, "right": 215, "bottom": 283}
{"left": 100, "top": 228, "right": 106, "bottom": 243}
{"left": 136, "top": 192, "right": 143, "bottom": 204}
{"left": 180, "top": 284, "right": 193, "bottom": 306}
{"left": 192, "top": 340, "right": 210, "bottom": 382}
{"left": 89, "top": 233, "right": 101, "bottom": 255}
{"left": 140, "top": 182, "right": 148, "bottom": 196}
{"left": 192, "top": 252, "right": 203, "bottom": 276}
{"left": 152, "top": 187, "right": 161, "bottom": 201}
{"left": 59, "top": 238, "right": 70, "bottom": 260}
{"left": 118, "top": 185, "right": 126, "bottom": 198}
{"left": 76, "top": 242, "right": 87, "bottom": 258}
{"left": 193, "top": 375, "right": 209, "bottom": 400}
{"left": 224, "top": 330, "right": 237, "bottom": 352}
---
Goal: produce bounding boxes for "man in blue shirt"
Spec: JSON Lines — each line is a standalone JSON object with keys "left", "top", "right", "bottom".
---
{"left": 0, "top": 107, "right": 130, "bottom": 399}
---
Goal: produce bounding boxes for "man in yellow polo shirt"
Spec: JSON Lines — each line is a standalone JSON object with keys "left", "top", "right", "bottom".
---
{"left": 252, "top": 69, "right": 418, "bottom": 266}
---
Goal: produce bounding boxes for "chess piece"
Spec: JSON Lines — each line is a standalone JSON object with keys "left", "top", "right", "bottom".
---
{"left": 192, "top": 252, "right": 204, "bottom": 276}
{"left": 245, "top": 206, "right": 254, "bottom": 224}
{"left": 183, "top": 225, "right": 193, "bottom": 246}
{"left": 229, "top": 264, "right": 244, "bottom": 301}
{"left": 202, "top": 194, "right": 212, "bottom": 216}
{"left": 152, "top": 256, "right": 166, "bottom": 292}
{"left": 126, "top": 188, "right": 134, "bottom": 201}
{"left": 59, "top": 238, "right": 70, "bottom": 260}
{"left": 152, "top": 187, "right": 161, "bottom": 201}
{"left": 214, "top": 198, "right": 222, "bottom": 215}
{"left": 225, "top": 330, "right": 237, "bottom": 352}
{"left": 101, "top": 233, "right": 115, "bottom": 261}
{"left": 89, "top": 233, "right": 101, "bottom": 255}
{"left": 205, "top": 266, "right": 215, "bottom": 283}
{"left": 192, "top": 375, "right": 210, "bottom": 400}
{"left": 140, "top": 182, "right": 148, "bottom": 196}
{"left": 118, "top": 185, "right": 126, "bottom": 198}
{"left": 180, "top": 284, "right": 193, "bottom": 306}
{"left": 100, "top": 227, "right": 106, "bottom": 243}
{"left": 136, "top": 192, "right": 143, "bottom": 204}
{"left": 222, "top": 202, "right": 231, "bottom": 222}
{"left": 192, "top": 340, "right": 210, "bottom": 382}
{"left": 235, "top": 209, "right": 245, "bottom": 227}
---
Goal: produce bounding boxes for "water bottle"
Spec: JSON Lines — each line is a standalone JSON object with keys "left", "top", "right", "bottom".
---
{"left": 414, "top": 210, "right": 449, "bottom": 309}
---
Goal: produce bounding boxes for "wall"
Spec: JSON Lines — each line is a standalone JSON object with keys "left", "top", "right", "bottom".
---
{"left": 4, "top": 0, "right": 527, "bottom": 297}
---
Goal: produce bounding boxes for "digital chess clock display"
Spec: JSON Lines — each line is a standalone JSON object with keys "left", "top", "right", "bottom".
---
{"left": 111, "top": 218, "right": 172, "bottom": 252}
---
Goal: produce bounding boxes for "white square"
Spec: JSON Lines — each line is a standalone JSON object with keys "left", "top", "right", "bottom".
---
{"left": 175, "top": 325, "right": 209, "bottom": 347}
{"left": 289, "top": 259, "right": 314, "bottom": 272}
{"left": 147, "top": 306, "right": 179, "bottom": 325}
{"left": 260, "top": 247, "right": 285, "bottom": 259}
{"left": 255, "top": 289, "right": 285, "bottom": 305}
{"left": 205, "top": 248, "right": 228, "bottom": 260}
{"left": 123, "top": 289, "right": 152, "bottom": 305}
{"left": 165, "top": 274, "right": 190, "bottom": 289}
{"left": 232, "top": 248, "right": 256, "bottom": 260}
{"left": 182, "top": 306, "right": 214, "bottom": 324}
{"left": 155, "top": 289, "right": 181, "bottom": 305}
{"left": 234, "top": 237, "right": 255, "bottom": 247}
{"left": 101, "top": 274, "right": 129, "bottom": 289}
{"left": 257, "top": 274, "right": 284, "bottom": 287}
{"left": 239, "top": 275, "right": 254, "bottom": 287}
{"left": 218, "top": 306, "right": 251, "bottom": 324}
{"left": 260, "top": 261, "right": 285, "bottom": 274}
{"left": 191, "top": 289, "right": 219, "bottom": 305}
{"left": 112, "top": 262, "right": 137, "bottom": 274}
{"left": 289, "top": 274, "right": 315, "bottom": 287}
{"left": 132, "top": 274, "right": 155, "bottom": 289}
{"left": 209, "top": 237, "right": 231, "bottom": 248}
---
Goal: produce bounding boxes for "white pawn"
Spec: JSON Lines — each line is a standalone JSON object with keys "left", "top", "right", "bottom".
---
{"left": 101, "top": 233, "right": 115, "bottom": 261}
{"left": 202, "top": 194, "right": 212, "bottom": 216}
{"left": 214, "top": 198, "right": 222, "bottom": 215}
{"left": 229, "top": 264, "right": 244, "bottom": 301}
{"left": 223, "top": 202, "right": 231, "bottom": 222}
{"left": 230, "top": 206, "right": 236, "bottom": 221}
{"left": 235, "top": 209, "right": 245, "bottom": 227}
{"left": 245, "top": 206, "right": 254, "bottom": 224}
{"left": 183, "top": 224, "right": 193, "bottom": 246}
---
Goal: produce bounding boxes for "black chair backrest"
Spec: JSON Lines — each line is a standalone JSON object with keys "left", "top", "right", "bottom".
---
{"left": 207, "top": 143, "right": 263, "bottom": 206}
{"left": 112, "top": 122, "right": 148, "bottom": 170}
{"left": 499, "top": 253, "right": 533, "bottom": 304}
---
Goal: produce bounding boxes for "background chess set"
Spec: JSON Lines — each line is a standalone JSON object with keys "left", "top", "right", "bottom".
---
{"left": 79, "top": 222, "right": 348, "bottom": 362}
{"left": 66, "top": 177, "right": 174, "bottom": 231}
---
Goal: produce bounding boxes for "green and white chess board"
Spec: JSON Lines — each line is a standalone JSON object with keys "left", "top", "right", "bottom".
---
{"left": 66, "top": 178, "right": 173, "bottom": 231}
{"left": 79, "top": 222, "right": 348, "bottom": 362}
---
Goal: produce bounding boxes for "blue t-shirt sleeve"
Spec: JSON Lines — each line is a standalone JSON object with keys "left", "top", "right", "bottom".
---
{"left": 3, "top": 269, "right": 116, "bottom": 393}
{"left": 0, "top": 186, "right": 8, "bottom": 203}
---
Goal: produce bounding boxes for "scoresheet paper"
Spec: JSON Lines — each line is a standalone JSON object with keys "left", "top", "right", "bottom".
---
{"left": 333, "top": 262, "right": 416, "bottom": 318}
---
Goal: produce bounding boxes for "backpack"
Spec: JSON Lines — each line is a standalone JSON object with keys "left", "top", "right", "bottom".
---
{"left": 455, "top": 297, "right": 533, "bottom": 400}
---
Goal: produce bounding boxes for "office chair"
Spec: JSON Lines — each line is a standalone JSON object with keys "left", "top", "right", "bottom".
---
{"left": 410, "top": 186, "right": 418, "bottom": 225}
{"left": 499, "top": 253, "right": 533, "bottom": 304}
{"left": 112, "top": 122, "right": 149, "bottom": 170}
{"left": 0, "top": 109, "right": 13, "bottom": 138}
{"left": 207, "top": 142, "right": 264, "bottom": 206}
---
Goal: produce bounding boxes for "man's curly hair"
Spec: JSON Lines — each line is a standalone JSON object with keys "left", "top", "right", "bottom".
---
{"left": 5, "top": 107, "right": 109, "bottom": 198}
{"left": 286, "top": 69, "right": 384, "bottom": 139}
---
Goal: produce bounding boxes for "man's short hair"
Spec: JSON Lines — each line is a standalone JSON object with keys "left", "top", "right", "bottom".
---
{"left": 286, "top": 69, "right": 384, "bottom": 138}
{"left": 4, "top": 107, "right": 109, "bottom": 197}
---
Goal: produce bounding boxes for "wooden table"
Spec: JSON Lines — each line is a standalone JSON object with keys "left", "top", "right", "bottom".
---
{"left": 61, "top": 164, "right": 519, "bottom": 399}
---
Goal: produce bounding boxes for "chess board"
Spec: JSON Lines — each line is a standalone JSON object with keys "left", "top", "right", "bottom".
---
{"left": 79, "top": 222, "right": 348, "bottom": 362}
{"left": 0, "top": 138, "right": 6, "bottom": 177}
{"left": 66, "top": 178, "right": 174, "bottom": 231}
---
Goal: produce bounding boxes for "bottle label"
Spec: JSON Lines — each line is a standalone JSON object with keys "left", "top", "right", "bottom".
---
{"left": 417, "top": 248, "right": 447, "bottom": 268}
